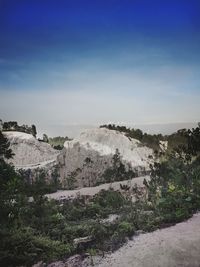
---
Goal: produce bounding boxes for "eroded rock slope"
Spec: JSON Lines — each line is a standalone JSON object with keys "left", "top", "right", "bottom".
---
{"left": 3, "top": 131, "right": 59, "bottom": 169}
{"left": 58, "top": 128, "right": 153, "bottom": 187}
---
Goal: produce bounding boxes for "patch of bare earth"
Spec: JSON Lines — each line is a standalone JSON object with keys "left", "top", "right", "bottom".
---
{"left": 45, "top": 175, "right": 150, "bottom": 200}
{"left": 87, "top": 213, "right": 200, "bottom": 267}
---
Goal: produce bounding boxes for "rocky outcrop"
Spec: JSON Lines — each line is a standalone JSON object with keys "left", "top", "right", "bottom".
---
{"left": 3, "top": 131, "right": 59, "bottom": 169}
{"left": 4, "top": 129, "right": 153, "bottom": 188}
{"left": 58, "top": 128, "right": 153, "bottom": 187}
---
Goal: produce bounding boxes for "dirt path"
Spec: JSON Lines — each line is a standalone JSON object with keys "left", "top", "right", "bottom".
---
{"left": 45, "top": 175, "right": 150, "bottom": 200}
{"left": 89, "top": 213, "right": 200, "bottom": 267}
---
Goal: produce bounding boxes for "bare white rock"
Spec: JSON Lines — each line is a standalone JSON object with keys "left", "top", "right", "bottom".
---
{"left": 3, "top": 131, "right": 59, "bottom": 169}
{"left": 58, "top": 128, "right": 153, "bottom": 186}
{"left": 64, "top": 128, "right": 152, "bottom": 168}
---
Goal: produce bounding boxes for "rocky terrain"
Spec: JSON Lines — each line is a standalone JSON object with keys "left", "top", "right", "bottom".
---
{"left": 3, "top": 131, "right": 59, "bottom": 169}
{"left": 3, "top": 128, "right": 153, "bottom": 188}
{"left": 58, "top": 128, "right": 153, "bottom": 187}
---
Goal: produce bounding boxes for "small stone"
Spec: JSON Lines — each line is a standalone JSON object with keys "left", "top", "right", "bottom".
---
{"left": 135, "top": 230, "right": 145, "bottom": 235}
{"left": 32, "top": 261, "right": 45, "bottom": 267}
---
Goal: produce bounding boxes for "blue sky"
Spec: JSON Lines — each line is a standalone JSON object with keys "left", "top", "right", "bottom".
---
{"left": 0, "top": 0, "right": 200, "bottom": 136}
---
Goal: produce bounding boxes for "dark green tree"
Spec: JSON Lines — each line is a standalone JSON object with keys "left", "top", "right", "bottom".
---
{"left": 43, "top": 134, "right": 49, "bottom": 143}
{"left": 31, "top": 124, "right": 37, "bottom": 137}
{"left": 0, "top": 131, "right": 27, "bottom": 225}
{"left": 0, "top": 131, "right": 14, "bottom": 160}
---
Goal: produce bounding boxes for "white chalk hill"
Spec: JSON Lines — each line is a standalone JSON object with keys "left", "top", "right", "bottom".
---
{"left": 3, "top": 131, "right": 59, "bottom": 169}
{"left": 58, "top": 128, "right": 153, "bottom": 187}
{"left": 65, "top": 128, "right": 152, "bottom": 168}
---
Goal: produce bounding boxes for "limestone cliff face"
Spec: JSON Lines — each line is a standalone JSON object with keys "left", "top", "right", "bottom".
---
{"left": 3, "top": 131, "right": 59, "bottom": 169}
{"left": 4, "top": 129, "right": 153, "bottom": 188}
{"left": 58, "top": 128, "right": 153, "bottom": 187}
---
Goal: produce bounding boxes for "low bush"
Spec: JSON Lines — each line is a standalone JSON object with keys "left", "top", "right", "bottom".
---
{"left": 0, "top": 227, "right": 70, "bottom": 267}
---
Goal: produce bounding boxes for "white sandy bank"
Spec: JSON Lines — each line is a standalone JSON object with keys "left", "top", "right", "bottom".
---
{"left": 90, "top": 213, "right": 200, "bottom": 267}
{"left": 45, "top": 176, "right": 150, "bottom": 200}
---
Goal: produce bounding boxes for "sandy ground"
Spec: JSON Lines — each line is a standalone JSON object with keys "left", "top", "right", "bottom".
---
{"left": 88, "top": 213, "right": 200, "bottom": 267}
{"left": 45, "top": 175, "right": 150, "bottom": 200}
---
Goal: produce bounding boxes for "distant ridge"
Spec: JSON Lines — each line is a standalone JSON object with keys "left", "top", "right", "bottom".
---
{"left": 36, "top": 122, "right": 198, "bottom": 138}
{"left": 131, "top": 122, "right": 198, "bottom": 135}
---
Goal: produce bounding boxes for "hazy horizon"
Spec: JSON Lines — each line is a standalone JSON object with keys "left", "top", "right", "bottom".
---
{"left": 17, "top": 121, "right": 199, "bottom": 138}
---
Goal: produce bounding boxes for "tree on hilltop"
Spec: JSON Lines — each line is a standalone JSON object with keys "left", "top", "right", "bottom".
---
{"left": 31, "top": 124, "right": 37, "bottom": 137}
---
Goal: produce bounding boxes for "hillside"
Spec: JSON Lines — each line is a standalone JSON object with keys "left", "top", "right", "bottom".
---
{"left": 3, "top": 131, "right": 59, "bottom": 169}
{"left": 1, "top": 124, "right": 200, "bottom": 267}
{"left": 3, "top": 128, "right": 153, "bottom": 188}
{"left": 58, "top": 128, "right": 153, "bottom": 187}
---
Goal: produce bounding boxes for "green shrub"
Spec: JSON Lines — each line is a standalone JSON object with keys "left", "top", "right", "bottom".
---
{"left": 117, "top": 221, "right": 134, "bottom": 236}
{"left": 0, "top": 227, "right": 70, "bottom": 267}
{"left": 93, "top": 189, "right": 125, "bottom": 210}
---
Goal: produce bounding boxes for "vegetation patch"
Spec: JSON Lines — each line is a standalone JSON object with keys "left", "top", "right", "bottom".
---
{"left": 0, "top": 124, "right": 200, "bottom": 266}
